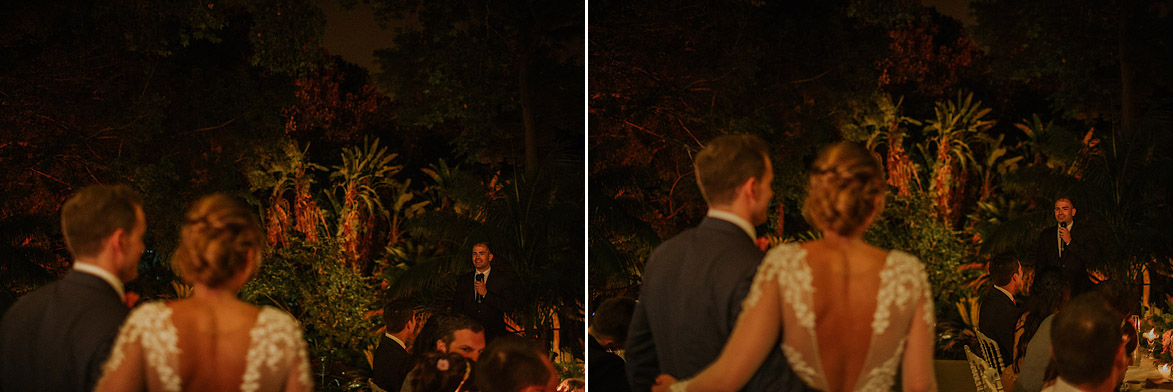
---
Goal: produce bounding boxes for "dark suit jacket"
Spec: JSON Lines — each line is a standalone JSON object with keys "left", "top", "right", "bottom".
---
{"left": 978, "top": 287, "right": 1020, "bottom": 367}
{"left": 0, "top": 270, "right": 129, "bottom": 392}
{"left": 1036, "top": 224, "right": 1099, "bottom": 296}
{"left": 455, "top": 264, "right": 519, "bottom": 342}
{"left": 372, "top": 335, "right": 414, "bottom": 392}
{"left": 589, "top": 335, "right": 631, "bottom": 392}
{"left": 626, "top": 217, "right": 809, "bottom": 392}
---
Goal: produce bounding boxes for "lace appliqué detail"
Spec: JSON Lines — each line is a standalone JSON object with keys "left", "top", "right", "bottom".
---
{"left": 102, "top": 302, "right": 183, "bottom": 392}
{"left": 781, "top": 343, "right": 820, "bottom": 385}
{"left": 871, "top": 251, "right": 929, "bottom": 336}
{"left": 241, "top": 307, "right": 313, "bottom": 392}
{"left": 744, "top": 244, "right": 817, "bottom": 329}
{"left": 854, "top": 338, "right": 906, "bottom": 392}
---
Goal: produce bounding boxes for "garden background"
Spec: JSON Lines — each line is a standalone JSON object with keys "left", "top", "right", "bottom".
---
{"left": 590, "top": 0, "right": 1173, "bottom": 360}
{"left": 0, "top": 0, "right": 584, "bottom": 389}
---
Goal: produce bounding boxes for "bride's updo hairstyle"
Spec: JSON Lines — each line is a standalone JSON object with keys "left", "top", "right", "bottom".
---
{"left": 803, "top": 142, "right": 886, "bottom": 236}
{"left": 173, "top": 194, "right": 266, "bottom": 288}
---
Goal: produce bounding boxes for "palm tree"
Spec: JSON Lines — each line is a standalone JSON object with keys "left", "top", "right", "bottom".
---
{"left": 922, "top": 91, "right": 994, "bottom": 225}
{"left": 328, "top": 137, "right": 403, "bottom": 273}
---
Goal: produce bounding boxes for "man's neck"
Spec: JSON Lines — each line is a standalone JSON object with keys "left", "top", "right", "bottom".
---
{"left": 994, "top": 285, "right": 1016, "bottom": 302}
{"left": 706, "top": 208, "right": 756, "bottom": 240}
{"left": 476, "top": 265, "right": 491, "bottom": 273}
{"left": 73, "top": 261, "right": 125, "bottom": 298}
{"left": 385, "top": 332, "right": 409, "bottom": 349}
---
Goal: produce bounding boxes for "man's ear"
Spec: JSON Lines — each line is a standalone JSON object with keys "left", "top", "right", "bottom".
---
{"left": 436, "top": 340, "right": 446, "bottom": 352}
{"left": 109, "top": 228, "right": 126, "bottom": 255}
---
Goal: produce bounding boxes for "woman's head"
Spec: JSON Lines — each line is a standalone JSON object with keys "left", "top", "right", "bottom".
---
{"left": 803, "top": 142, "right": 886, "bottom": 236}
{"left": 411, "top": 352, "right": 474, "bottom": 392}
{"left": 173, "top": 194, "right": 265, "bottom": 288}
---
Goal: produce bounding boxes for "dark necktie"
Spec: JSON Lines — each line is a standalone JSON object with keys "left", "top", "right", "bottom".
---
{"left": 475, "top": 273, "right": 485, "bottom": 303}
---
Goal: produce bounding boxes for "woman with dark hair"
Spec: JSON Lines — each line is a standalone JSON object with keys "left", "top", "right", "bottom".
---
{"left": 1012, "top": 267, "right": 1069, "bottom": 392}
{"left": 410, "top": 352, "right": 476, "bottom": 392}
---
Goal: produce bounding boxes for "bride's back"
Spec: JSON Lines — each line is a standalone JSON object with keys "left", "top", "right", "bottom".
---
{"left": 803, "top": 240, "right": 888, "bottom": 392}
{"left": 800, "top": 141, "right": 892, "bottom": 391}
{"left": 169, "top": 299, "right": 261, "bottom": 390}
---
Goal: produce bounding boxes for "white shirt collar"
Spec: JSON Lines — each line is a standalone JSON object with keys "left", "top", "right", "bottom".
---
{"left": 994, "top": 285, "right": 1015, "bottom": 303}
{"left": 384, "top": 333, "right": 407, "bottom": 350}
{"left": 1046, "top": 377, "right": 1082, "bottom": 392}
{"left": 475, "top": 266, "right": 492, "bottom": 281}
{"left": 73, "top": 262, "right": 125, "bottom": 299}
{"left": 706, "top": 209, "right": 757, "bottom": 241}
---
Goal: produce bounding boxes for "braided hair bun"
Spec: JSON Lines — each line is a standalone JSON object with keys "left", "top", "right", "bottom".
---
{"left": 173, "top": 194, "right": 265, "bottom": 288}
{"left": 803, "top": 142, "right": 886, "bottom": 236}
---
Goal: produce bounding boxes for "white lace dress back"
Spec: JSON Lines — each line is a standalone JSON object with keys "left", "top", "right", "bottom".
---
{"left": 744, "top": 243, "right": 936, "bottom": 392}
{"left": 96, "top": 301, "right": 313, "bottom": 392}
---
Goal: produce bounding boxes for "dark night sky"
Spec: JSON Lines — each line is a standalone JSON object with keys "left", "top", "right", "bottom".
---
{"left": 316, "top": 0, "right": 401, "bottom": 73}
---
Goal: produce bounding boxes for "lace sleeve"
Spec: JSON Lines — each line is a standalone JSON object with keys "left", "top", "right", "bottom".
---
{"left": 243, "top": 307, "right": 313, "bottom": 392}
{"left": 94, "top": 303, "right": 163, "bottom": 392}
{"left": 669, "top": 251, "right": 787, "bottom": 392}
{"left": 283, "top": 314, "right": 313, "bottom": 392}
{"left": 901, "top": 259, "right": 938, "bottom": 392}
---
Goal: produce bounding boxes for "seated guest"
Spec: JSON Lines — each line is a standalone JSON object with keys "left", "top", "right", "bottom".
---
{"left": 1012, "top": 268, "right": 1069, "bottom": 392}
{"left": 402, "top": 314, "right": 486, "bottom": 392}
{"left": 1044, "top": 292, "right": 1130, "bottom": 392}
{"left": 374, "top": 298, "right": 422, "bottom": 392}
{"left": 476, "top": 336, "right": 558, "bottom": 392}
{"left": 979, "top": 253, "right": 1023, "bottom": 367}
{"left": 588, "top": 296, "right": 636, "bottom": 392}
{"left": 409, "top": 352, "right": 476, "bottom": 392}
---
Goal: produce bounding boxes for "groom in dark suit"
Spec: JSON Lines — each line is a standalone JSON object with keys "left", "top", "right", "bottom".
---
{"left": 978, "top": 253, "right": 1023, "bottom": 368}
{"left": 0, "top": 184, "right": 147, "bottom": 392}
{"left": 626, "top": 134, "right": 808, "bottom": 392}
{"left": 456, "top": 242, "right": 519, "bottom": 343}
{"left": 372, "top": 298, "right": 420, "bottom": 392}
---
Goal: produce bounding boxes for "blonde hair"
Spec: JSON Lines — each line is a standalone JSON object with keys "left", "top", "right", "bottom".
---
{"left": 173, "top": 194, "right": 265, "bottom": 287}
{"left": 803, "top": 142, "right": 886, "bottom": 235}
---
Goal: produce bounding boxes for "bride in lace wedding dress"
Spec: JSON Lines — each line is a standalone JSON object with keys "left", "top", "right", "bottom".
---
{"left": 654, "top": 142, "right": 937, "bottom": 392}
{"left": 96, "top": 194, "right": 312, "bottom": 392}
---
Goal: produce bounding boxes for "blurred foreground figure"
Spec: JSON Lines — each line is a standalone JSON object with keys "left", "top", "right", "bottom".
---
{"left": 0, "top": 185, "right": 146, "bottom": 392}
{"left": 95, "top": 194, "right": 311, "bottom": 391}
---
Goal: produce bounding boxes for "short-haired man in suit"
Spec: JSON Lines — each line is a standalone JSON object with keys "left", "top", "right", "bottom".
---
{"left": 456, "top": 242, "right": 519, "bottom": 343}
{"left": 979, "top": 253, "right": 1024, "bottom": 368}
{"left": 1047, "top": 292, "right": 1131, "bottom": 392}
{"left": 400, "top": 313, "right": 486, "bottom": 392}
{"left": 589, "top": 296, "right": 637, "bottom": 392}
{"left": 372, "top": 298, "right": 421, "bottom": 392}
{"left": 626, "top": 134, "right": 808, "bottom": 392}
{"left": 0, "top": 184, "right": 146, "bottom": 392}
{"left": 1037, "top": 198, "right": 1098, "bottom": 297}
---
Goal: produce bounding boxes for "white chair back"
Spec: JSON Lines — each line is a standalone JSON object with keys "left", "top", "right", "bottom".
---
{"left": 965, "top": 345, "right": 1005, "bottom": 392}
{"left": 975, "top": 329, "right": 1006, "bottom": 371}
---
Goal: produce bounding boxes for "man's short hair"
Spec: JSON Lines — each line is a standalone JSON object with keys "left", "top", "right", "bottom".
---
{"left": 988, "top": 253, "right": 1020, "bottom": 287}
{"left": 436, "top": 313, "right": 485, "bottom": 347}
{"left": 61, "top": 184, "right": 143, "bottom": 258}
{"left": 475, "top": 336, "right": 551, "bottom": 392}
{"left": 1055, "top": 197, "right": 1075, "bottom": 208}
{"left": 694, "top": 134, "right": 770, "bottom": 206}
{"left": 1051, "top": 292, "right": 1123, "bottom": 386}
{"left": 590, "top": 296, "right": 636, "bottom": 344}
{"left": 473, "top": 242, "right": 492, "bottom": 253}
{"left": 382, "top": 298, "right": 417, "bottom": 332}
